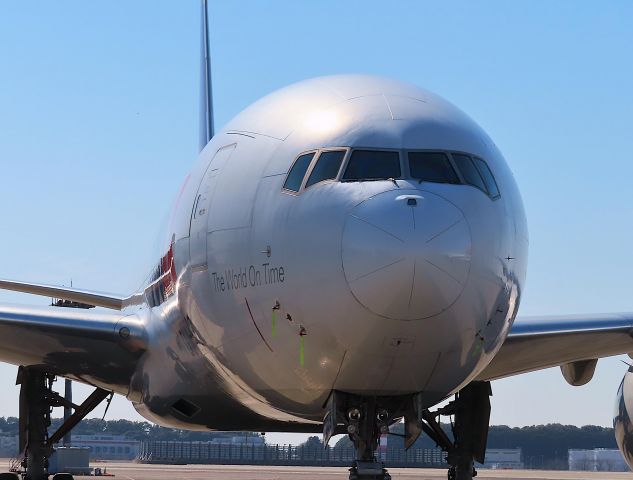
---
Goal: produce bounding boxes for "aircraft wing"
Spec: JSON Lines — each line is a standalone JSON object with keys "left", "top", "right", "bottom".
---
{"left": 0, "top": 278, "right": 143, "bottom": 310}
{"left": 0, "top": 302, "right": 146, "bottom": 394}
{"left": 477, "top": 313, "right": 633, "bottom": 382}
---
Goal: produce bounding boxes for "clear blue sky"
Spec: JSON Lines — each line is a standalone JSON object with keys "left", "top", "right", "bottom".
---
{"left": 1, "top": 1, "right": 633, "bottom": 445}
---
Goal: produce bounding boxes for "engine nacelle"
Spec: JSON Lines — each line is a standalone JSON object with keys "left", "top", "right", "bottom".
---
{"left": 614, "top": 368, "right": 633, "bottom": 470}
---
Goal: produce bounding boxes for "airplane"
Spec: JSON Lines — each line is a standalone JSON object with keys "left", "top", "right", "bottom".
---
{"left": 2, "top": 3, "right": 633, "bottom": 480}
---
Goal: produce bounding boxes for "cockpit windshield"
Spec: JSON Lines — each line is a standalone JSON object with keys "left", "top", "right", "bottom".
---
{"left": 282, "top": 147, "right": 501, "bottom": 200}
{"left": 473, "top": 156, "right": 500, "bottom": 198}
{"left": 342, "top": 150, "right": 401, "bottom": 181}
{"left": 408, "top": 152, "right": 460, "bottom": 184}
{"left": 283, "top": 152, "right": 315, "bottom": 192}
{"left": 305, "top": 150, "right": 346, "bottom": 188}
{"left": 451, "top": 153, "right": 487, "bottom": 193}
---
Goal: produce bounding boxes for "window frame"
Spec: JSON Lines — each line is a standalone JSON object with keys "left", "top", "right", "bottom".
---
{"left": 472, "top": 155, "right": 501, "bottom": 200}
{"left": 303, "top": 147, "right": 350, "bottom": 191}
{"left": 281, "top": 150, "right": 318, "bottom": 195}
{"left": 340, "top": 147, "right": 404, "bottom": 183}
{"left": 448, "top": 151, "right": 499, "bottom": 200}
{"left": 405, "top": 149, "right": 461, "bottom": 185}
{"left": 281, "top": 146, "right": 500, "bottom": 200}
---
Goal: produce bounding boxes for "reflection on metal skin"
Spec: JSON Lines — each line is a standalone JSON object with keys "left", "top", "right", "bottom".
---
{"left": 159, "top": 75, "right": 527, "bottom": 425}
{"left": 614, "top": 368, "right": 633, "bottom": 470}
{"left": 560, "top": 359, "right": 598, "bottom": 387}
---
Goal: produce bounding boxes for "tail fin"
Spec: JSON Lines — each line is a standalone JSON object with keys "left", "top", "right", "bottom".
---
{"left": 199, "top": 0, "right": 214, "bottom": 152}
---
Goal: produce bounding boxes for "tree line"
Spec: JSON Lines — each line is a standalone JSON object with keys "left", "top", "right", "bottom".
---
{"left": 332, "top": 422, "right": 616, "bottom": 470}
{"left": 0, "top": 417, "right": 617, "bottom": 469}
{"left": 0, "top": 417, "right": 262, "bottom": 442}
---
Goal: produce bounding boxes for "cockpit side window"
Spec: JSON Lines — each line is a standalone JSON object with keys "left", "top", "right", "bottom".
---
{"left": 451, "top": 153, "right": 488, "bottom": 194}
{"left": 283, "top": 152, "right": 315, "bottom": 192}
{"left": 342, "top": 150, "right": 401, "bottom": 181}
{"left": 408, "top": 152, "right": 460, "bottom": 184}
{"left": 305, "top": 150, "right": 346, "bottom": 188}
{"left": 473, "top": 157, "right": 500, "bottom": 199}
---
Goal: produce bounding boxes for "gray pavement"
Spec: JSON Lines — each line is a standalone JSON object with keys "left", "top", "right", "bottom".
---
{"left": 2, "top": 461, "right": 633, "bottom": 480}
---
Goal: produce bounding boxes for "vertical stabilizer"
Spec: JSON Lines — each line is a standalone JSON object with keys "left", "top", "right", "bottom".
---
{"left": 199, "top": 0, "right": 214, "bottom": 151}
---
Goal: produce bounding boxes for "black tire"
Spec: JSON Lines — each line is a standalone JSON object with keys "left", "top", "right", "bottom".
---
{"left": 0, "top": 473, "right": 20, "bottom": 480}
{"left": 52, "top": 474, "right": 74, "bottom": 480}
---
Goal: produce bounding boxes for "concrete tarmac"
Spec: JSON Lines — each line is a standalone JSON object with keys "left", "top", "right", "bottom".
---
{"left": 2, "top": 461, "right": 633, "bottom": 480}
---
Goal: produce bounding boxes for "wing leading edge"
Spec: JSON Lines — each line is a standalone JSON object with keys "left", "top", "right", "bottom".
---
{"left": 0, "top": 278, "right": 143, "bottom": 310}
{"left": 0, "top": 303, "right": 146, "bottom": 394}
{"left": 477, "top": 313, "right": 633, "bottom": 381}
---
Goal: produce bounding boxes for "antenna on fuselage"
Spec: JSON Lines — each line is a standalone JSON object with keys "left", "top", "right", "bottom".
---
{"left": 199, "top": 0, "right": 215, "bottom": 152}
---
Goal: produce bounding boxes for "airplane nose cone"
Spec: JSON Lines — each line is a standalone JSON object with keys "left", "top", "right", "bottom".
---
{"left": 342, "top": 190, "right": 471, "bottom": 320}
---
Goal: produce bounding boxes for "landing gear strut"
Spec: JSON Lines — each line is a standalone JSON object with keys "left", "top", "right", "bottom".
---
{"left": 324, "top": 392, "right": 393, "bottom": 480}
{"left": 15, "top": 367, "right": 111, "bottom": 480}
{"left": 19, "top": 369, "right": 50, "bottom": 480}
{"left": 347, "top": 398, "right": 392, "bottom": 480}
{"left": 409, "top": 382, "right": 492, "bottom": 480}
{"left": 323, "top": 391, "right": 393, "bottom": 480}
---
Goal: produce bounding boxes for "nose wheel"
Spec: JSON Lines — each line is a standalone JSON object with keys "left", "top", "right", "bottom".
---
{"left": 348, "top": 461, "right": 391, "bottom": 480}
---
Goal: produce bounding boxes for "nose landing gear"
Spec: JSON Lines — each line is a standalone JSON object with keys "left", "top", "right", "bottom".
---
{"left": 324, "top": 382, "right": 491, "bottom": 480}
{"left": 324, "top": 393, "right": 394, "bottom": 480}
{"left": 347, "top": 399, "right": 392, "bottom": 480}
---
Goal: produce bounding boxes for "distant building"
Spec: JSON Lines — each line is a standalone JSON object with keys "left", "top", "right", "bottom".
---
{"left": 49, "top": 447, "right": 91, "bottom": 476}
{"left": 477, "top": 449, "right": 523, "bottom": 469}
{"left": 568, "top": 449, "right": 628, "bottom": 472}
{"left": 68, "top": 435, "right": 140, "bottom": 460}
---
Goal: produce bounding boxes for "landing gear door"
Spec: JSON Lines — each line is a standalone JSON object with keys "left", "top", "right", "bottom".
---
{"left": 189, "top": 144, "right": 236, "bottom": 268}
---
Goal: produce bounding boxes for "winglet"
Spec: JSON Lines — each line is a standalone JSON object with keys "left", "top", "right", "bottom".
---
{"left": 0, "top": 279, "right": 143, "bottom": 311}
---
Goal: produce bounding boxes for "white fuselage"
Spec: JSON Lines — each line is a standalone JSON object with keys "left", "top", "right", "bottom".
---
{"left": 131, "top": 75, "right": 528, "bottom": 431}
